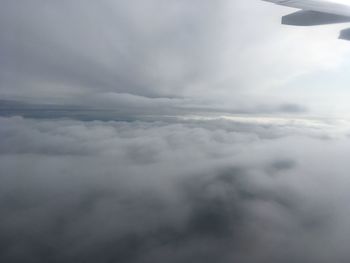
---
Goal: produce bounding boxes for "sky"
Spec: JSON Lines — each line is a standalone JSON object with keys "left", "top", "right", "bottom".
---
{"left": 2, "top": 0, "right": 350, "bottom": 262}
{"left": 1, "top": 0, "right": 350, "bottom": 116}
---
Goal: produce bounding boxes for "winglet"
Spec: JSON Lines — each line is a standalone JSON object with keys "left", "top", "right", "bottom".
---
{"left": 339, "top": 28, "right": 350, "bottom": 40}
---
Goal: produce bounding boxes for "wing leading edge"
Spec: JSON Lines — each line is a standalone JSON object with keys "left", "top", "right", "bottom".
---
{"left": 263, "top": 0, "right": 350, "bottom": 40}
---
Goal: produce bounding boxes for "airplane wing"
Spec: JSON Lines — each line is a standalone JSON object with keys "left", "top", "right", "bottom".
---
{"left": 264, "top": 0, "right": 350, "bottom": 17}
{"left": 263, "top": 0, "right": 350, "bottom": 40}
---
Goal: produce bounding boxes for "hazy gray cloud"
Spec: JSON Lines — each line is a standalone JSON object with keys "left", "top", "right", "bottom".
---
{"left": 1, "top": 117, "right": 350, "bottom": 262}
{"left": 0, "top": 0, "right": 348, "bottom": 112}
{"left": 0, "top": 0, "right": 229, "bottom": 100}
{"left": 0, "top": 99, "right": 308, "bottom": 123}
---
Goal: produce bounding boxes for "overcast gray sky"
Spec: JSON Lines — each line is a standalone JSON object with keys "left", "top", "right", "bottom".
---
{"left": 1, "top": 0, "right": 350, "bottom": 117}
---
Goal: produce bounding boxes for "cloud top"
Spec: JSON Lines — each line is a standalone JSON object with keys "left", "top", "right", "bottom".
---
{"left": 1, "top": 117, "right": 350, "bottom": 262}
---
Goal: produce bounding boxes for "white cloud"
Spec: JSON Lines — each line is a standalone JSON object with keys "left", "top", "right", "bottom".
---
{"left": 1, "top": 117, "right": 350, "bottom": 262}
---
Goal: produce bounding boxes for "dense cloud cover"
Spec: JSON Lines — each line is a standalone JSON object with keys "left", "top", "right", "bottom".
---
{"left": 2, "top": 116, "right": 350, "bottom": 263}
{"left": 2, "top": 0, "right": 350, "bottom": 262}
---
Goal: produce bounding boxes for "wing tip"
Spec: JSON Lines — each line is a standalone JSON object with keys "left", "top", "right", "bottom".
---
{"left": 339, "top": 28, "right": 350, "bottom": 41}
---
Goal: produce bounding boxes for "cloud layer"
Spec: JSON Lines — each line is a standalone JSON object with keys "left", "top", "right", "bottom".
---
{"left": 2, "top": 1, "right": 350, "bottom": 262}
{"left": 1, "top": 116, "right": 350, "bottom": 262}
